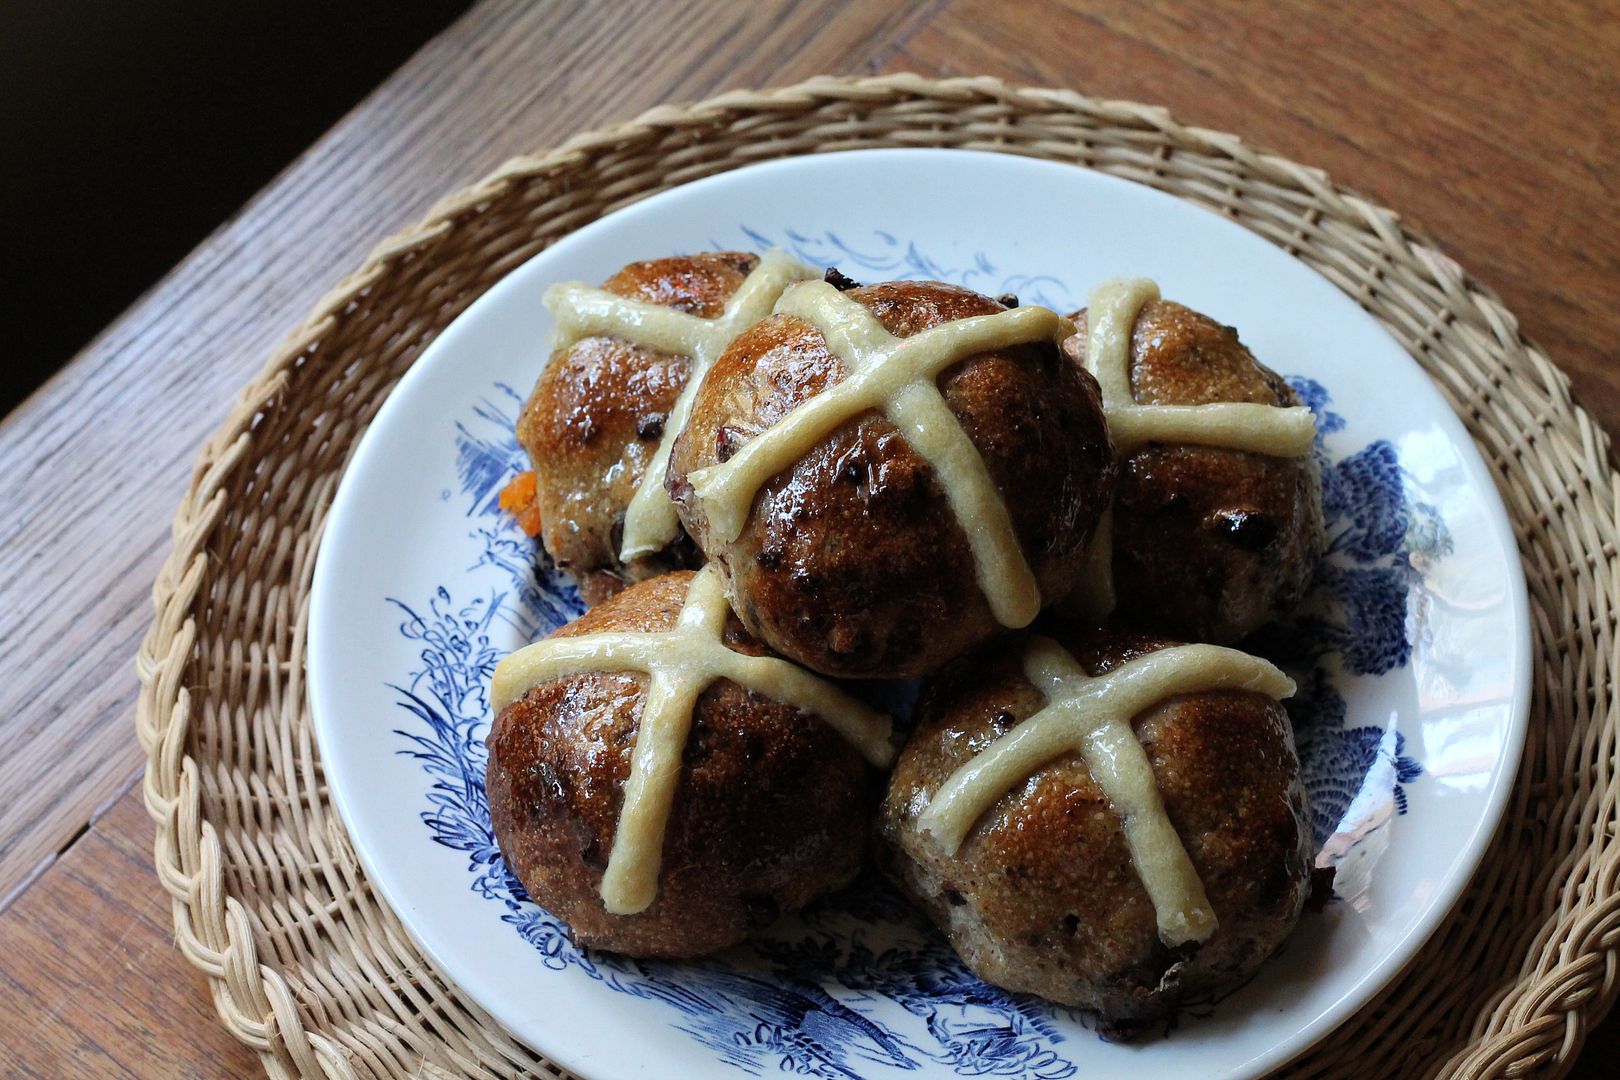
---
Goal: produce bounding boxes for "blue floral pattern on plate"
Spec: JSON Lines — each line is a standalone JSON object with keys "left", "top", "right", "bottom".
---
{"left": 385, "top": 233, "right": 1448, "bottom": 1077}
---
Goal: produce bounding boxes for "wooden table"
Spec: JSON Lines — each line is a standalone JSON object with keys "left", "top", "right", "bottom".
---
{"left": 2, "top": 1, "right": 1615, "bottom": 1075}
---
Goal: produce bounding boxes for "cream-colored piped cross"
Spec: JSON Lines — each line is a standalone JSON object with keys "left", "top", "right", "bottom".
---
{"left": 491, "top": 565, "right": 894, "bottom": 915}
{"left": 1070, "top": 278, "right": 1318, "bottom": 619}
{"left": 916, "top": 635, "right": 1296, "bottom": 947}
{"left": 544, "top": 249, "right": 816, "bottom": 562}
{"left": 685, "top": 281, "right": 1073, "bottom": 628}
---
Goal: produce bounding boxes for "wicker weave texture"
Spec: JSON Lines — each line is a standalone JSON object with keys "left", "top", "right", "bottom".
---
{"left": 134, "top": 74, "right": 1619, "bottom": 1080}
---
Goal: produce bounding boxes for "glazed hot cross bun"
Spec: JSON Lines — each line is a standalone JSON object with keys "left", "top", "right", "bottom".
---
{"left": 668, "top": 275, "right": 1115, "bottom": 679}
{"left": 486, "top": 568, "right": 894, "bottom": 958}
{"left": 510, "top": 250, "right": 814, "bottom": 604}
{"left": 1062, "top": 279, "right": 1325, "bottom": 643}
{"left": 877, "top": 626, "right": 1314, "bottom": 1038}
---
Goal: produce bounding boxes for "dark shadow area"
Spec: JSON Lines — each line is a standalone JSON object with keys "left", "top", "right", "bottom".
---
{"left": 0, "top": 0, "right": 471, "bottom": 415}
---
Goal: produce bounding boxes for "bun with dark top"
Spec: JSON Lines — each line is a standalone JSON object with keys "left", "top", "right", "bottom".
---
{"left": 668, "top": 277, "right": 1114, "bottom": 679}
{"left": 486, "top": 569, "right": 890, "bottom": 958}
{"left": 1060, "top": 284, "right": 1324, "bottom": 644}
{"left": 877, "top": 626, "right": 1314, "bottom": 1039}
{"left": 512, "top": 250, "right": 814, "bottom": 604}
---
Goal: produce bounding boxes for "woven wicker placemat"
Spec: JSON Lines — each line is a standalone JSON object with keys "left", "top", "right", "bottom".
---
{"left": 134, "top": 74, "right": 1618, "bottom": 1080}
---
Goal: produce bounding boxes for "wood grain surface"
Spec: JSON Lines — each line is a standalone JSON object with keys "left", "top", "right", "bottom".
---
{"left": 1, "top": 0, "right": 1614, "bottom": 1075}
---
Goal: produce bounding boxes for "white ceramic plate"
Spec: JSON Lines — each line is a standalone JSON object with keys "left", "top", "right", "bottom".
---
{"left": 309, "top": 149, "right": 1530, "bottom": 1080}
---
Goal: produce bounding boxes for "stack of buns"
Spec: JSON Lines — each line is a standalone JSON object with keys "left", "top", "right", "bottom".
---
{"left": 485, "top": 249, "right": 1325, "bottom": 1038}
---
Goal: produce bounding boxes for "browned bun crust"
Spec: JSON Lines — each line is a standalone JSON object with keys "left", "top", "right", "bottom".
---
{"left": 877, "top": 627, "right": 1313, "bottom": 1037}
{"left": 1063, "top": 299, "right": 1324, "bottom": 643}
{"left": 669, "top": 281, "right": 1115, "bottom": 679}
{"left": 516, "top": 253, "right": 760, "bottom": 604}
{"left": 485, "top": 571, "right": 874, "bottom": 958}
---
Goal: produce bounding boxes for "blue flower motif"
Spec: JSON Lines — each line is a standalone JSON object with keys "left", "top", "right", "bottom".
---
{"left": 1324, "top": 442, "right": 1408, "bottom": 563}
{"left": 1298, "top": 721, "right": 1425, "bottom": 845}
{"left": 381, "top": 244, "right": 1445, "bottom": 1074}
{"left": 456, "top": 384, "right": 529, "bottom": 519}
{"left": 1326, "top": 564, "right": 1412, "bottom": 675}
